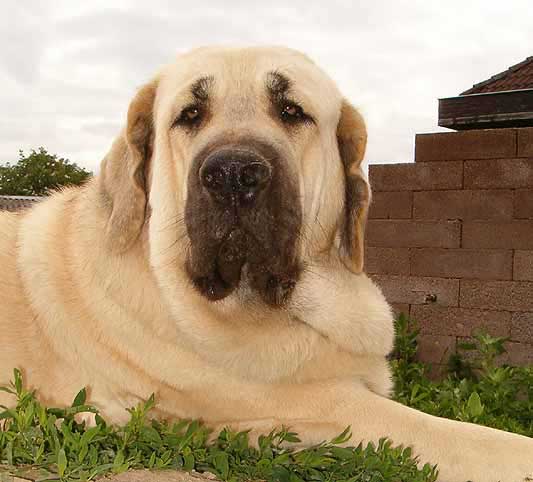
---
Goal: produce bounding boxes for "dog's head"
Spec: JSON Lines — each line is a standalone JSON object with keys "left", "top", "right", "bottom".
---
{"left": 99, "top": 47, "right": 369, "bottom": 307}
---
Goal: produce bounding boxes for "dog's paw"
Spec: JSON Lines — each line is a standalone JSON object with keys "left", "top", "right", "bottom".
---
{"left": 74, "top": 411, "right": 97, "bottom": 427}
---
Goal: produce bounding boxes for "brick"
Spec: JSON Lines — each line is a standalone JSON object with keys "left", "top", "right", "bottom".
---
{"left": 460, "top": 280, "right": 533, "bottom": 311}
{"left": 514, "top": 189, "right": 533, "bottom": 219}
{"left": 390, "top": 303, "right": 410, "bottom": 318}
{"left": 411, "top": 305, "right": 510, "bottom": 337}
{"left": 410, "top": 248, "right": 512, "bottom": 280}
{"left": 368, "top": 191, "right": 412, "bottom": 219}
{"left": 365, "top": 247, "right": 410, "bottom": 275}
{"left": 413, "top": 190, "right": 513, "bottom": 220}
{"left": 514, "top": 251, "right": 533, "bottom": 281}
{"left": 506, "top": 342, "right": 533, "bottom": 366}
{"left": 517, "top": 127, "right": 533, "bottom": 157}
{"left": 415, "top": 129, "right": 516, "bottom": 161}
{"left": 511, "top": 312, "right": 533, "bottom": 344}
{"left": 371, "top": 275, "right": 459, "bottom": 306}
{"left": 366, "top": 220, "right": 460, "bottom": 248}
{"left": 464, "top": 158, "right": 533, "bottom": 189}
{"left": 369, "top": 162, "right": 463, "bottom": 192}
{"left": 462, "top": 221, "right": 533, "bottom": 249}
{"left": 416, "top": 334, "right": 456, "bottom": 364}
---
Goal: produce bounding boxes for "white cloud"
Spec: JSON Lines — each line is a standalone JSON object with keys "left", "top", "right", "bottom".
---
{"left": 0, "top": 0, "right": 531, "bottom": 172}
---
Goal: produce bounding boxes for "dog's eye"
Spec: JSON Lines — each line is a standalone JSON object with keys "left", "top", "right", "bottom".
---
{"left": 281, "top": 103, "right": 303, "bottom": 119}
{"left": 280, "top": 102, "right": 311, "bottom": 124}
{"left": 184, "top": 107, "right": 200, "bottom": 120}
{"left": 174, "top": 105, "right": 203, "bottom": 128}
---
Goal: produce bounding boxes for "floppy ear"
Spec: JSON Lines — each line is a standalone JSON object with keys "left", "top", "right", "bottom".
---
{"left": 336, "top": 100, "right": 370, "bottom": 273}
{"left": 99, "top": 80, "right": 157, "bottom": 252}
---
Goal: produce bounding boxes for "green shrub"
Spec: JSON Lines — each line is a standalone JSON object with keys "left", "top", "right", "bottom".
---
{"left": 0, "top": 148, "right": 91, "bottom": 196}
{"left": 391, "top": 313, "right": 533, "bottom": 437}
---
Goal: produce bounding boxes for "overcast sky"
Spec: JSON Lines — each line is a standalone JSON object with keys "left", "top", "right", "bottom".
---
{"left": 1, "top": 0, "right": 531, "bottom": 172}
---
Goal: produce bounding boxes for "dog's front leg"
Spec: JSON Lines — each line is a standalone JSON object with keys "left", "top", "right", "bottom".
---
{"left": 330, "top": 388, "right": 533, "bottom": 482}
{"left": 207, "top": 381, "right": 533, "bottom": 482}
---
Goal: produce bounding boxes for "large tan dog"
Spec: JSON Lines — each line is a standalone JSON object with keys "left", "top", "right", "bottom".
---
{"left": 0, "top": 47, "right": 532, "bottom": 481}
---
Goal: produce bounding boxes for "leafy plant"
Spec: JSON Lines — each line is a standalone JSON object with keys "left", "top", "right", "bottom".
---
{"left": 391, "top": 314, "right": 533, "bottom": 436}
{"left": 0, "top": 369, "right": 438, "bottom": 482}
{"left": 0, "top": 148, "right": 91, "bottom": 196}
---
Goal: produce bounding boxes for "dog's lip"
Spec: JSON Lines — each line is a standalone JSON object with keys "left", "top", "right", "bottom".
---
{"left": 215, "top": 228, "right": 248, "bottom": 285}
{"left": 187, "top": 227, "right": 300, "bottom": 306}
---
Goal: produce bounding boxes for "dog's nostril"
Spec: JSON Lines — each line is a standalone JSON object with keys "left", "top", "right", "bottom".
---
{"left": 201, "top": 167, "right": 226, "bottom": 190}
{"left": 239, "top": 162, "right": 272, "bottom": 189}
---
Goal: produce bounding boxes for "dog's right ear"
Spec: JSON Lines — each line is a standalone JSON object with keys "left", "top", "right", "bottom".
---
{"left": 336, "top": 100, "right": 370, "bottom": 273}
{"left": 99, "top": 79, "right": 157, "bottom": 252}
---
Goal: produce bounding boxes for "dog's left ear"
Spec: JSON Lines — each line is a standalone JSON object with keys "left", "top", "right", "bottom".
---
{"left": 98, "top": 80, "right": 157, "bottom": 252}
{"left": 336, "top": 100, "right": 370, "bottom": 273}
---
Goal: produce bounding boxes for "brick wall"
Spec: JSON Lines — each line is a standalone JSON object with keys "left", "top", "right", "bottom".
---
{"left": 365, "top": 127, "right": 533, "bottom": 370}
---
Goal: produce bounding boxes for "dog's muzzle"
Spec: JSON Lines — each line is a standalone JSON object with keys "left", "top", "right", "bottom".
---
{"left": 185, "top": 140, "right": 302, "bottom": 305}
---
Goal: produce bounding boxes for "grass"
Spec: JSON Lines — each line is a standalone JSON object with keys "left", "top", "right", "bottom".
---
{"left": 1, "top": 314, "right": 531, "bottom": 481}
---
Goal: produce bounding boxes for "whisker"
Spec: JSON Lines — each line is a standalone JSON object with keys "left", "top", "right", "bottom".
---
{"left": 158, "top": 214, "right": 187, "bottom": 232}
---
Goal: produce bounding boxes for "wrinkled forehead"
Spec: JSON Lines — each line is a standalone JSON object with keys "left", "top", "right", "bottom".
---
{"left": 156, "top": 47, "right": 342, "bottom": 119}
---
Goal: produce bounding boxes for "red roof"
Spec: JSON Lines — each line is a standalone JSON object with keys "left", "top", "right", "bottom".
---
{"left": 462, "top": 56, "right": 533, "bottom": 95}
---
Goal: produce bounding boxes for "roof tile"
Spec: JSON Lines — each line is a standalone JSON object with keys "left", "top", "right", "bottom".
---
{"left": 462, "top": 56, "right": 533, "bottom": 95}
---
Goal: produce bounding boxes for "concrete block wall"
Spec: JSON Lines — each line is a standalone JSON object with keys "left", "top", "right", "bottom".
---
{"left": 365, "top": 127, "right": 533, "bottom": 369}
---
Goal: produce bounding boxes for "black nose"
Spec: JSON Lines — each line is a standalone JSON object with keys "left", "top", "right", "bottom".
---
{"left": 200, "top": 149, "right": 272, "bottom": 202}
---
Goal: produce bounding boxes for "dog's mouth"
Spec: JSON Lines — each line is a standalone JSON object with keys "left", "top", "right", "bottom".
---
{"left": 184, "top": 139, "right": 302, "bottom": 306}
{"left": 186, "top": 225, "right": 300, "bottom": 306}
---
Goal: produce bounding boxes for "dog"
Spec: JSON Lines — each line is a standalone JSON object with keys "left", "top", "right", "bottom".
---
{"left": 1, "top": 46, "right": 532, "bottom": 482}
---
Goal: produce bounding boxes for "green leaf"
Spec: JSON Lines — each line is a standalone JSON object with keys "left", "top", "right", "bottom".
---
{"left": 78, "top": 443, "right": 89, "bottom": 464}
{"left": 330, "top": 426, "right": 352, "bottom": 445}
{"left": 80, "top": 425, "right": 100, "bottom": 446}
{"left": 141, "top": 425, "right": 162, "bottom": 444}
{"left": 0, "top": 408, "right": 16, "bottom": 420}
{"left": 72, "top": 388, "right": 87, "bottom": 407}
{"left": 466, "top": 392, "right": 484, "bottom": 418}
{"left": 281, "top": 431, "right": 301, "bottom": 443}
{"left": 213, "top": 452, "right": 230, "bottom": 479}
{"left": 272, "top": 465, "right": 290, "bottom": 482}
{"left": 112, "top": 450, "right": 125, "bottom": 473}
{"left": 144, "top": 393, "right": 156, "bottom": 412}
{"left": 57, "top": 448, "right": 68, "bottom": 477}
{"left": 13, "top": 368, "right": 23, "bottom": 395}
{"left": 183, "top": 452, "right": 195, "bottom": 471}
{"left": 457, "top": 341, "right": 477, "bottom": 351}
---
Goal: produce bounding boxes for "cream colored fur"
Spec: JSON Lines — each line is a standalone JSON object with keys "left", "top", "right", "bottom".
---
{"left": 0, "top": 47, "right": 531, "bottom": 482}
